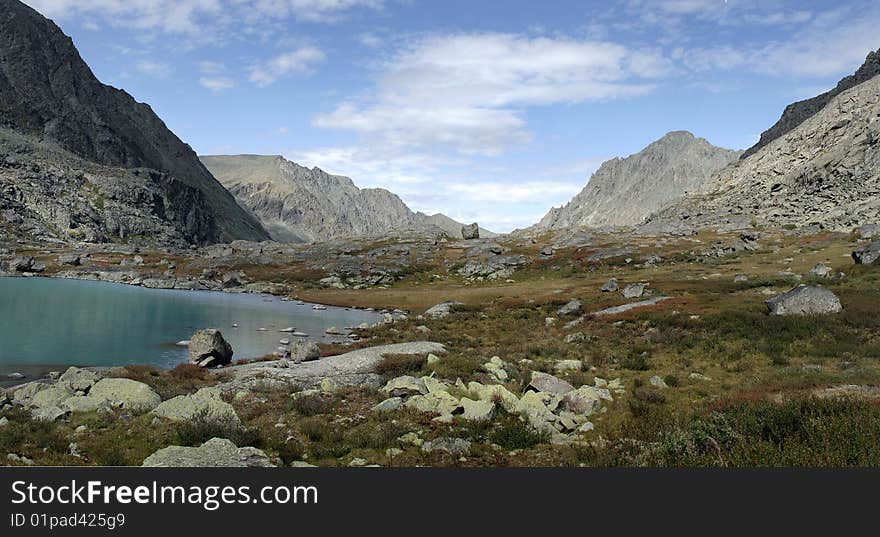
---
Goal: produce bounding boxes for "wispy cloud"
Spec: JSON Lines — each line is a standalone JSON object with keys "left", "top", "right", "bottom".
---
{"left": 135, "top": 59, "right": 172, "bottom": 78}
{"left": 249, "top": 47, "right": 325, "bottom": 86}
{"left": 199, "top": 76, "right": 235, "bottom": 91}
{"left": 313, "top": 33, "right": 667, "bottom": 156}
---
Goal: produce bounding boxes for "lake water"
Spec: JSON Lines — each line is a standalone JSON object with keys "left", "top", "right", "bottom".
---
{"left": 0, "top": 277, "right": 380, "bottom": 376}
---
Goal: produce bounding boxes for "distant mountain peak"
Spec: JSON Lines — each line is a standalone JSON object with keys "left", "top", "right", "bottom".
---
{"left": 533, "top": 132, "right": 740, "bottom": 231}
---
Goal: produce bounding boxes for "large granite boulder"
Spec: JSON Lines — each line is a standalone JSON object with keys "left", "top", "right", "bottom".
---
{"left": 189, "top": 329, "right": 234, "bottom": 367}
{"left": 765, "top": 286, "right": 843, "bottom": 316}
{"left": 85, "top": 378, "right": 161, "bottom": 411}
{"left": 142, "top": 438, "right": 274, "bottom": 467}
{"left": 853, "top": 241, "right": 880, "bottom": 265}
{"left": 152, "top": 387, "right": 240, "bottom": 424}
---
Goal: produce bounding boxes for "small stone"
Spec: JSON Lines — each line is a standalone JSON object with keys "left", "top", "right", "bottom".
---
{"left": 649, "top": 375, "right": 668, "bottom": 389}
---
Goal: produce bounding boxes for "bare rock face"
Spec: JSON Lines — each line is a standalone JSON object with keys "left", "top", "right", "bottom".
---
{"left": 534, "top": 131, "right": 740, "bottom": 231}
{"left": 765, "top": 286, "right": 842, "bottom": 316}
{"left": 461, "top": 223, "right": 480, "bottom": 240}
{"left": 643, "top": 55, "right": 880, "bottom": 234}
{"left": 200, "top": 154, "right": 490, "bottom": 243}
{"left": 743, "top": 48, "right": 880, "bottom": 159}
{"left": 0, "top": 0, "right": 269, "bottom": 245}
{"left": 188, "top": 329, "right": 234, "bottom": 367}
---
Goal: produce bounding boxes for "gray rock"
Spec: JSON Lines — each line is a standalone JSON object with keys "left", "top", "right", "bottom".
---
{"left": 421, "top": 437, "right": 471, "bottom": 456}
{"left": 461, "top": 223, "right": 480, "bottom": 240}
{"left": 809, "top": 263, "right": 833, "bottom": 278}
{"left": 600, "top": 278, "right": 619, "bottom": 292}
{"left": 371, "top": 397, "right": 403, "bottom": 412}
{"left": 622, "top": 283, "right": 647, "bottom": 298}
{"left": 142, "top": 438, "right": 274, "bottom": 467}
{"left": 381, "top": 376, "right": 427, "bottom": 397}
{"left": 592, "top": 297, "right": 673, "bottom": 317}
{"left": 152, "top": 387, "right": 240, "bottom": 424}
{"left": 855, "top": 224, "right": 880, "bottom": 239}
{"left": 58, "top": 367, "right": 98, "bottom": 392}
{"left": 556, "top": 299, "right": 583, "bottom": 317}
{"left": 649, "top": 375, "right": 668, "bottom": 389}
{"left": 188, "top": 329, "right": 234, "bottom": 367}
{"left": 57, "top": 253, "right": 82, "bottom": 266}
{"left": 424, "top": 301, "right": 463, "bottom": 319}
{"left": 86, "top": 378, "right": 161, "bottom": 411}
{"left": 289, "top": 340, "right": 321, "bottom": 363}
{"left": 853, "top": 241, "right": 880, "bottom": 265}
{"left": 528, "top": 371, "right": 574, "bottom": 395}
{"left": 765, "top": 286, "right": 843, "bottom": 316}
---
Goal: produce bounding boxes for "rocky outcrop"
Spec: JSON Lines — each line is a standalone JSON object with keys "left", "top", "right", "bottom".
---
{"left": 142, "top": 438, "right": 274, "bottom": 467}
{"left": 0, "top": 0, "right": 268, "bottom": 245}
{"left": 534, "top": 131, "right": 740, "bottom": 230}
{"left": 743, "top": 48, "right": 880, "bottom": 159}
{"left": 853, "top": 241, "right": 880, "bottom": 265}
{"left": 200, "top": 154, "right": 489, "bottom": 243}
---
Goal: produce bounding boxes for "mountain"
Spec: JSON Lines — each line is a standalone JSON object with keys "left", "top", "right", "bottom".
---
{"left": 534, "top": 131, "right": 740, "bottom": 231}
{"left": 742, "top": 48, "right": 880, "bottom": 159}
{"left": 0, "top": 0, "right": 269, "bottom": 245}
{"left": 643, "top": 57, "right": 880, "bottom": 234}
{"left": 200, "top": 154, "right": 493, "bottom": 243}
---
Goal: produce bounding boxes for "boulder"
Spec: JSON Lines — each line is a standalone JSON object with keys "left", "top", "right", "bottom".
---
{"left": 561, "top": 385, "right": 612, "bottom": 415}
{"left": 556, "top": 299, "right": 583, "bottom": 317}
{"left": 423, "top": 301, "right": 463, "bottom": 319}
{"left": 188, "top": 329, "right": 234, "bottom": 367}
{"left": 765, "top": 286, "right": 842, "bottom": 316}
{"left": 600, "top": 278, "right": 619, "bottom": 292}
{"left": 555, "top": 360, "right": 583, "bottom": 372}
{"left": 460, "top": 398, "right": 495, "bottom": 421}
{"left": 809, "top": 263, "right": 833, "bottom": 278}
{"left": 649, "top": 375, "right": 668, "bottom": 389}
{"left": 86, "top": 378, "right": 161, "bottom": 411}
{"left": 29, "top": 386, "right": 75, "bottom": 409}
{"left": 622, "top": 283, "right": 647, "bottom": 298}
{"left": 371, "top": 397, "right": 403, "bottom": 412}
{"left": 461, "top": 223, "right": 480, "bottom": 240}
{"left": 852, "top": 241, "right": 880, "bottom": 265}
{"left": 528, "top": 371, "right": 574, "bottom": 395}
{"left": 380, "top": 376, "right": 427, "bottom": 397}
{"left": 152, "top": 387, "right": 240, "bottom": 424}
{"left": 58, "top": 367, "right": 98, "bottom": 392}
{"left": 289, "top": 340, "right": 321, "bottom": 363}
{"left": 142, "top": 438, "right": 274, "bottom": 467}
{"left": 482, "top": 356, "right": 508, "bottom": 381}
{"left": 468, "top": 382, "right": 519, "bottom": 413}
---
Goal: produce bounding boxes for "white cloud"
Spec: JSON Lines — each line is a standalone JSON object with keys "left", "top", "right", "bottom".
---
{"left": 314, "top": 33, "right": 665, "bottom": 155}
{"left": 25, "top": 0, "right": 382, "bottom": 33}
{"left": 199, "top": 76, "right": 236, "bottom": 91}
{"left": 135, "top": 60, "right": 172, "bottom": 78}
{"left": 249, "top": 47, "right": 325, "bottom": 86}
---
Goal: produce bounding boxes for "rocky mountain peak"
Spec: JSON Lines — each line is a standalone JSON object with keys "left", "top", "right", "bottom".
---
{"left": 0, "top": 0, "right": 269, "bottom": 244}
{"left": 533, "top": 130, "right": 740, "bottom": 231}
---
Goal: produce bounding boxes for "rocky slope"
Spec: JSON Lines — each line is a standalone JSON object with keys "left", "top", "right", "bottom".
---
{"left": 0, "top": 0, "right": 268, "bottom": 244}
{"left": 534, "top": 131, "right": 740, "bottom": 231}
{"left": 642, "top": 71, "right": 880, "bottom": 234}
{"left": 201, "top": 154, "right": 493, "bottom": 243}
{"left": 742, "top": 48, "right": 880, "bottom": 159}
{"left": 0, "top": 128, "right": 228, "bottom": 246}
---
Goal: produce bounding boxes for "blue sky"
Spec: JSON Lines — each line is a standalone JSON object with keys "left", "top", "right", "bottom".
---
{"left": 24, "top": 0, "right": 880, "bottom": 232}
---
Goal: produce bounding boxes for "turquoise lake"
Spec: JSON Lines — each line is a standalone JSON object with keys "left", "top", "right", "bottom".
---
{"left": 0, "top": 277, "right": 380, "bottom": 375}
